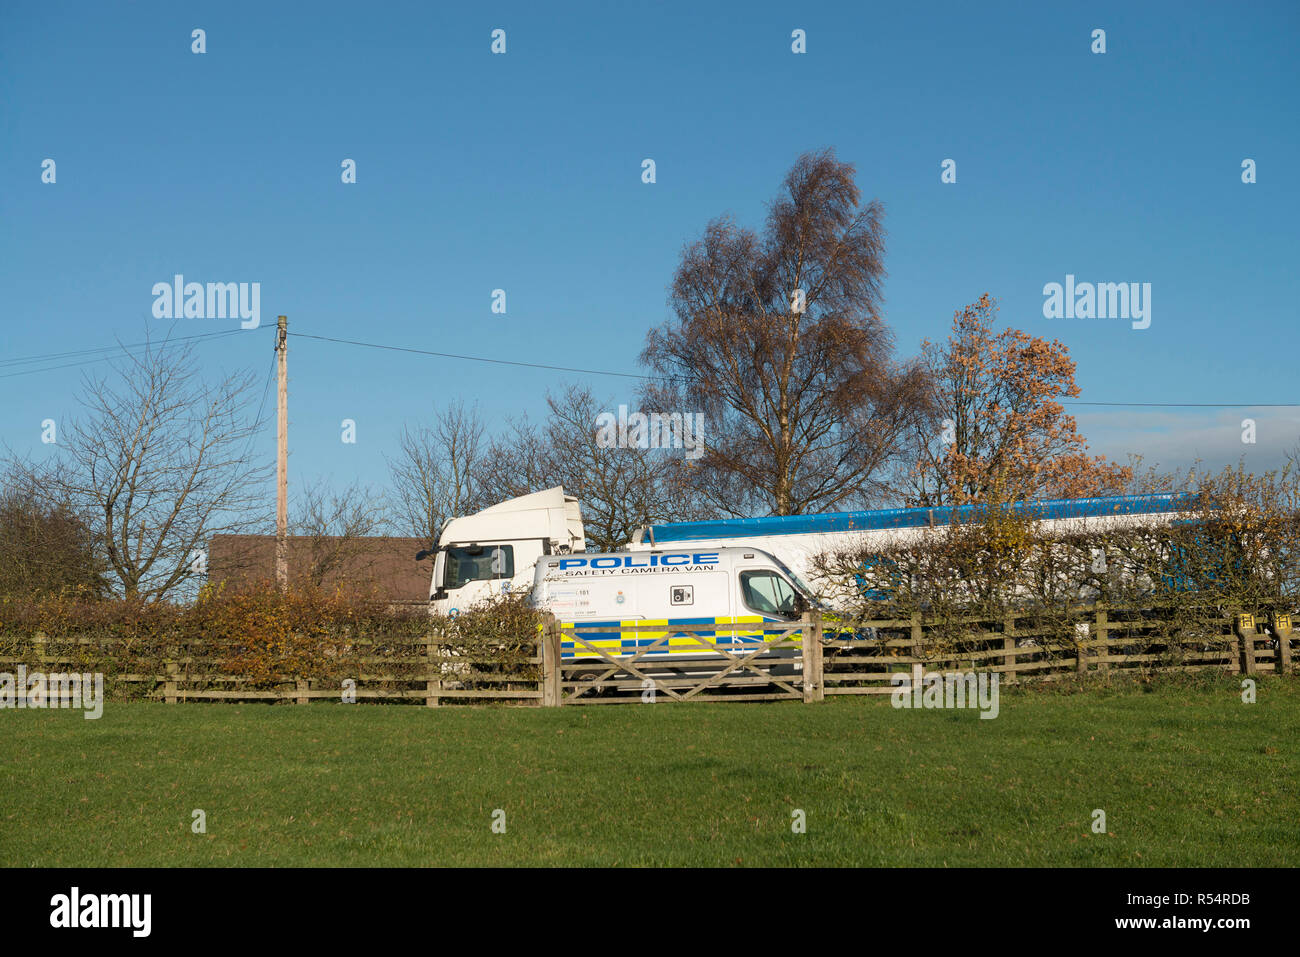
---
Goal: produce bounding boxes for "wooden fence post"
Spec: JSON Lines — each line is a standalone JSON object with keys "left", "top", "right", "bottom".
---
{"left": 164, "top": 661, "right": 178, "bottom": 705}
{"left": 1271, "top": 613, "right": 1293, "bottom": 675}
{"left": 425, "top": 633, "right": 441, "bottom": 708}
{"left": 295, "top": 679, "right": 309, "bottom": 705}
{"left": 803, "top": 612, "right": 824, "bottom": 703}
{"left": 541, "top": 615, "right": 562, "bottom": 707}
{"left": 1234, "top": 613, "right": 1257, "bottom": 675}
{"left": 1095, "top": 608, "right": 1109, "bottom": 672}
{"left": 1002, "top": 617, "right": 1016, "bottom": 685}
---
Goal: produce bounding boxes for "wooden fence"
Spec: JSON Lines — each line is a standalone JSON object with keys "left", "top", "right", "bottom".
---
{"left": 820, "top": 607, "right": 1295, "bottom": 696}
{"left": 1, "top": 607, "right": 1293, "bottom": 706}
{"left": 0, "top": 633, "right": 542, "bottom": 707}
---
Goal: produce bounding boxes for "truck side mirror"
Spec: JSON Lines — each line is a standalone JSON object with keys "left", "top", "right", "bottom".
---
{"left": 415, "top": 549, "right": 433, "bottom": 562}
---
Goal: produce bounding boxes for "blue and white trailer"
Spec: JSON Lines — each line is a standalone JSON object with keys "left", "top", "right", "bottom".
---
{"left": 627, "top": 493, "right": 1198, "bottom": 605}
{"left": 427, "top": 488, "right": 1196, "bottom": 617}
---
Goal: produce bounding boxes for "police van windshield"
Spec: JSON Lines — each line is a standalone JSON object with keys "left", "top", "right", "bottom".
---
{"left": 443, "top": 545, "right": 515, "bottom": 589}
{"left": 773, "top": 558, "right": 817, "bottom": 602}
{"left": 739, "top": 570, "right": 802, "bottom": 620}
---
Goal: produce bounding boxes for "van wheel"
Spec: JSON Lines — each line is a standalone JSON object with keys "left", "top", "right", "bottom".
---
{"left": 574, "top": 670, "right": 606, "bottom": 696}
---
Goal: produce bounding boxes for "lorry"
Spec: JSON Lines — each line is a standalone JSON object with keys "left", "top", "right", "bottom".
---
{"left": 427, "top": 487, "right": 1195, "bottom": 618}
{"left": 424, "top": 486, "right": 584, "bottom": 617}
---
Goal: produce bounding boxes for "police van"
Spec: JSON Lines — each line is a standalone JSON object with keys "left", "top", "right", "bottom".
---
{"left": 531, "top": 546, "right": 818, "bottom": 664}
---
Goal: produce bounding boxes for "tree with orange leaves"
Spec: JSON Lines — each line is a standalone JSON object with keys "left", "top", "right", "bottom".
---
{"left": 901, "top": 294, "right": 1131, "bottom": 506}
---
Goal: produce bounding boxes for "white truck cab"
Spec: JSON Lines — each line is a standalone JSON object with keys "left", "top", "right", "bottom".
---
{"left": 426, "top": 487, "right": 584, "bottom": 617}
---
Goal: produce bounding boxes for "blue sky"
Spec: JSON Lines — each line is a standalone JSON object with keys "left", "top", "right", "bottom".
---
{"left": 2, "top": 0, "right": 1298, "bottom": 512}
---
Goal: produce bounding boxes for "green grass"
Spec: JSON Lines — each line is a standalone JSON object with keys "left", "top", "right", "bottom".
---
{"left": 2, "top": 677, "right": 1297, "bottom": 866}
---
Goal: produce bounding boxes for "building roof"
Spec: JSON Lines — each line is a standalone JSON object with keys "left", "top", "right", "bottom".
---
{"left": 207, "top": 534, "right": 432, "bottom": 602}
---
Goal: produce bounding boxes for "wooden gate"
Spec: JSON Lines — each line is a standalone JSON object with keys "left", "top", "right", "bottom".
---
{"left": 541, "top": 613, "right": 824, "bottom": 704}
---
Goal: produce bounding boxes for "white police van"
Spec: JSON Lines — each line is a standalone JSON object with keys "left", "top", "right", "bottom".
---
{"left": 531, "top": 546, "right": 817, "bottom": 664}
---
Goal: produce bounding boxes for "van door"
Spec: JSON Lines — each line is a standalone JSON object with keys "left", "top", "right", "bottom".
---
{"left": 627, "top": 571, "right": 726, "bottom": 659}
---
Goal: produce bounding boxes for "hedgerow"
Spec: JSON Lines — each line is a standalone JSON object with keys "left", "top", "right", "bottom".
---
{"left": 814, "top": 465, "right": 1300, "bottom": 663}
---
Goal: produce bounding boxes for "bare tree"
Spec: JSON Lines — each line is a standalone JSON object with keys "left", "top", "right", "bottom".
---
{"left": 12, "top": 339, "right": 271, "bottom": 601}
{"left": 476, "top": 414, "right": 544, "bottom": 505}
{"left": 641, "top": 148, "right": 931, "bottom": 516}
{"left": 293, "top": 479, "right": 389, "bottom": 587}
{"left": 480, "top": 384, "right": 699, "bottom": 551}
{"left": 387, "top": 400, "right": 489, "bottom": 551}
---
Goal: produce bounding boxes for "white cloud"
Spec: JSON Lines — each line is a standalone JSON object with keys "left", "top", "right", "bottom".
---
{"left": 1073, "top": 407, "right": 1300, "bottom": 475}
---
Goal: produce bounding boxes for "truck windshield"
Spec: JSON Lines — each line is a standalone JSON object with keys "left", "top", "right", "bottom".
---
{"left": 443, "top": 545, "right": 515, "bottom": 590}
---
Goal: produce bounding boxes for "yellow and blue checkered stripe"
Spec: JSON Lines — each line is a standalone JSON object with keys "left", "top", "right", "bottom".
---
{"left": 559, "top": 615, "right": 801, "bottom": 660}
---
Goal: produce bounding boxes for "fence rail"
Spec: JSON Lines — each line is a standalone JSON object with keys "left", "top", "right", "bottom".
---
{"left": 0, "top": 607, "right": 1293, "bottom": 706}
{"left": 819, "top": 608, "right": 1293, "bottom": 694}
{"left": 0, "top": 633, "right": 542, "bottom": 707}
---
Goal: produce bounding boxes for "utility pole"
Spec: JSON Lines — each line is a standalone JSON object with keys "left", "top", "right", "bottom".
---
{"left": 276, "top": 315, "right": 288, "bottom": 589}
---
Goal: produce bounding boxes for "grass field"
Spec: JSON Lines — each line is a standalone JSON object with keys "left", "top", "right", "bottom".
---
{"left": 2, "top": 676, "right": 1297, "bottom": 866}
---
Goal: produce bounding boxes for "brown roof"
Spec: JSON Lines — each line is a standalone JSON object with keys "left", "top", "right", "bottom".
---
{"left": 208, "top": 534, "right": 433, "bottom": 602}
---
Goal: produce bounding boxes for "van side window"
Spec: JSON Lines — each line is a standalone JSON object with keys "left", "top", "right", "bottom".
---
{"left": 444, "top": 545, "right": 515, "bottom": 589}
{"left": 739, "top": 570, "right": 800, "bottom": 619}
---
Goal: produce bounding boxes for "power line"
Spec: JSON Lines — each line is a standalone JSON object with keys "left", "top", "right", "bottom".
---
{"left": 231, "top": 349, "right": 279, "bottom": 469}
{"left": 253, "top": 350, "right": 276, "bottom": 430}
{"left": 294, "top": 331, "right": 1300, "bottom": 409}
{"left": 4, "top": 325, "right": 1298, "bottom": 409}
{"left": 0, "top": 328, "right": 255, "bottom": 368}
{"left": 0, "top": 328, "right": 259, "bottom": 379}
{"left": 0, "top": 355, "right": 147, "bottom": 380}
{"left": 291, "top": 332, "right": 655, "bottom": 381}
